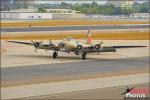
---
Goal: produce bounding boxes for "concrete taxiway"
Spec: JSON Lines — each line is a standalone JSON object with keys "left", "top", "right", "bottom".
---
{"left": 1, "top": 24, "right": 149, "bottom": 32}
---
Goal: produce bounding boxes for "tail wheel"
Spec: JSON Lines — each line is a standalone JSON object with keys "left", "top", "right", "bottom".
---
{"left": 82, "top": 53, "right": 86, "bottom": 60}
{"left": 53, "top": 52, "right": 58, "bottom": 59}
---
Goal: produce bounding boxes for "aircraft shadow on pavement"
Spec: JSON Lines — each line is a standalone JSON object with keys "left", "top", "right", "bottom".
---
{"left": 7, "top": 54, "right": 149, "bottom": 62}
{"left": 8, "top": 54, "right": 113, "bottom": 61}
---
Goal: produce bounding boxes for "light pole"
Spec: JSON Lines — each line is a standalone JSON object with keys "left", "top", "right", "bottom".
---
{"left": 97, "top": 4, "right": 99, "bottom": 19}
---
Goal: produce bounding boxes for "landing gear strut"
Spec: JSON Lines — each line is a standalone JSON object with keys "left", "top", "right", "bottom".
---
{"left": 82, "top": 52, "right": 87, "bottom": 60}
{"left": 75, "top": 51, "right": 79, "bottom": 55}
{"left": 53, "top": 51, "right": 58, "bottom": 59}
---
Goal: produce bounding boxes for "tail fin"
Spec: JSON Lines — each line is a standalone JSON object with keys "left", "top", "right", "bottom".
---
{"left": 86, "top": 29, "right": 92, "bottom": 44}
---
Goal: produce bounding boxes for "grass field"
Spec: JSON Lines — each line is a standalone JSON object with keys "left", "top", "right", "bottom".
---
{"left": 2, "top": 29, "right": 149, "bottom": 40}
{"left": 1, "top": 20, "right": 149, "bottom": 27}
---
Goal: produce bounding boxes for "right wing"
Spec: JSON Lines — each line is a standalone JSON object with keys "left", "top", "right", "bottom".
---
{"left": 7, "top": 41, "right": 33, "bottom": 45}
{"left": 7, "top": 41, "right": 59, "bottom": 51}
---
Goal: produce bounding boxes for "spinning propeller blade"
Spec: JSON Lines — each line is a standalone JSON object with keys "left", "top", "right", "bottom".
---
{"left": 31, "top": 40, "right": 43, "bottom": 53}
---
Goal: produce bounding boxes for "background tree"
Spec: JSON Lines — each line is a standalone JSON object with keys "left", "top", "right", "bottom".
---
{"left": 38, "top": 7, "right": 47, "bottom": 12}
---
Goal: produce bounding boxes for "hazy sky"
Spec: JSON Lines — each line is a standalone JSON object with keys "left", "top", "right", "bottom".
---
{"left": 35, "top": 1, "right": 107, "bottom": 5}
{"left": 34, "top": 0, "right": 147, "bottom": 5}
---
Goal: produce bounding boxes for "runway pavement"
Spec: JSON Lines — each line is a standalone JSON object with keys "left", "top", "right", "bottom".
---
{"left": 24, "top": 83, "right": 149, "bottom": 99}
{"left": 1, "top": 56, "right": 149, "bottom": 87}
{"left": 1, "top": 24, "right": 149, "bottom": 32}
{"left": 2, "top": 73, "right": 149, "bottom": 99}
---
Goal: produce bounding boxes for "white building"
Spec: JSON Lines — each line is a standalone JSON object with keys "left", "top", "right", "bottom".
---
{"left": 106, "top": 0, "right": 133, "bottom": 8}
{"left": 46, "top": 9, "right": 79, "bottom": 14}
{"left": 1, "top": 12, "right": 52, "bottom": 19}
{"left": 1, "top": 8, "right": 86, "bottom": 19}
{"left": 121, "top": 0, "right": 134, "bottom": 8}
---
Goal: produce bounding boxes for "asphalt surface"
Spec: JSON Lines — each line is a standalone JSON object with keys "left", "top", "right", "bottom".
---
{"left": 1, "top": 56, "right": 149, "bottom": 86}
{"left": 2, "top": 24, "right": 149, "bottom": 32}
{"left": 26, "top": 83, "right": 149, "bottom": 99}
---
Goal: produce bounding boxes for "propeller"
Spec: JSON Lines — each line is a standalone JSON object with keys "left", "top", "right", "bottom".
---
{"left": 49, "top": 39, "right": 52, "bottom": 44}
{"left": 95, "top": 41, "right": 103, "bottom": 55}
{"left": 59, "top": 41, "right": 65, "bottom": 48}
{"left": 99, "top": 41, "right": 103, "bottom": 46}
{"left": 31, "top": 40, "right": 43, "bottom": 52}
{"left": 75, "top": 40, "right": 83, "bottom": 54}
{"left": 77, "top": 45, "right": 82, "bottom": 50}
{"left": 76, "top": 40, "right": 82, "bottom": 50}
{"left": 48, "top": 39, "right": 55, "bottom": 50}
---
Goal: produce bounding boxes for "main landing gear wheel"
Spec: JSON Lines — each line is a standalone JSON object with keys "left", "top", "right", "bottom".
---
{"left": 53, "top": 52, "right": 58, "bottom": 59}
{"left": 82, "top": 53, "right": 87, "bottom": 60}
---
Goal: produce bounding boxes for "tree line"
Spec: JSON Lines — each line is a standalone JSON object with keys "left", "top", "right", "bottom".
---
{"left": 60, "top": 1, "right": 149, "bottom": 15}
{"left": 1, "top": 1, "right": 149, "bottom": 15}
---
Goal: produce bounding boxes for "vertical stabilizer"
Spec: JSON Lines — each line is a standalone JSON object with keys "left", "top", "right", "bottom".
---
{"left": 86, "top": 29, "right": 92, "bottom": 44}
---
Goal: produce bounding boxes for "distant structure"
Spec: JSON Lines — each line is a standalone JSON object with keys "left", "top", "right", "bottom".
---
{"left": 46, "top": 9, "right": 79, "bottom": 14}
{"left": 130, "top": 13, "right": 149, "bottom": 19}
{"left": 1, "top": 8, "right": 86, "bottom": 19}
{"left": 106, "top": 0, "right": 134, "bottom": 8}
{"left": 1, "top": 12, "right": 52, "bottom": 19}
{"left": 15, "top": 0, "right": 35, "bottom": 6}
{"left": 1, "top": 0, "right": 35, "bottom": 11}
{"left": 46, "top": 9, "right": 85, "bottom": 19}
{"left": 1, "top": 0, "right": 15, "bottom": 4}
{"left": 15, "top": 0, "right": 35, "bottom": 4}
{"left": 1, "top": 0, "right": 15, "bottom": 11}
{"left": 0, "top": 0, "right": 35, "bottom": 4}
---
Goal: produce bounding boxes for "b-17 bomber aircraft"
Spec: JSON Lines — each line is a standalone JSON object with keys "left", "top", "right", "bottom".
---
{"left": 7, "top": 30, "right": 146, "bottom": 60}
